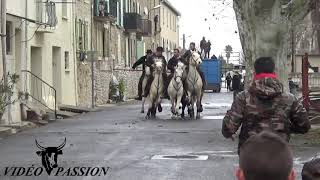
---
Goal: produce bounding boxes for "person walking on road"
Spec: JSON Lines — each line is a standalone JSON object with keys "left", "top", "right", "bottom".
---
{"left": 232, "top": 71, "right": 242, "bottom": 99}
{"left": 226, "top": 73, "right": 232, "bottom": 91}
{"left": 222, "top": 57, "right": 310, "bottom": 154}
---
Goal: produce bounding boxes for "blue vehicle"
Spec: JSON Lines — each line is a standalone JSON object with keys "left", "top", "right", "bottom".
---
{"left": 200, "top": 58, "right": 222, "bottom": 92}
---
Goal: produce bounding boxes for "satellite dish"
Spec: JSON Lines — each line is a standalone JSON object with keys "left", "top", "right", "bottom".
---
{"left": 144, "top": 7, "right": 149, "bottom": 15}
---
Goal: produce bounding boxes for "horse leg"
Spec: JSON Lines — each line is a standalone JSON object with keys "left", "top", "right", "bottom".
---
{"left": 151, "top": 103, "right": 157, "bottom": 119}
{"left": 196, "top": 96, "right": 201, "bottom": 119}
{"left": 141, "top": 97, "right": 145, "bottom": 113}
{"left": 176, "top": 94, "right": 182, "bottom": 117}
{"left": 189, "top": 98, "right": 194, "bottom": 119}
{"left": 146, "top": 97, "right": 153, "bottom": 119}
{"left": 170, "top": 97, "right": 175, "bottom": 119}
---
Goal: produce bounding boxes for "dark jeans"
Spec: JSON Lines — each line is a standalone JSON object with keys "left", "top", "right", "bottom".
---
{"left": 227, "top": 81, "right": 231, "bottom": 90}
{"left": 137, "top": 73, "right": 145, "bottom": 97}
{"left": 205, "top": 50, "right": 210, "bottom": 58}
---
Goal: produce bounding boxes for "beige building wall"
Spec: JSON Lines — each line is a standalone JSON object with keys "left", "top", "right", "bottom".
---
{"left": 160, "top": 0, "right": 180, "bottom": 60}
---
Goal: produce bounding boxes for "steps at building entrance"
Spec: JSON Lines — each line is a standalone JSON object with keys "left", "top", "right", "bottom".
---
{"left": 59, "top": 105, "right": 93, "bottom": 114}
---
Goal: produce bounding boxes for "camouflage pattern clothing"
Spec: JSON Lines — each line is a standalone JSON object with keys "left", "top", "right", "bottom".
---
{"left": 222, "top": 78, "right": 310, "bottom": 153}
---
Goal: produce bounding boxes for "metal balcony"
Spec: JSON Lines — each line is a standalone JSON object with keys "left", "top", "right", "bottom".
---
{"left": 124, "top": 13, "right": 142, "bottom": 33}
{"left": 94, "top": 0, "right": 118, "bottom": 22}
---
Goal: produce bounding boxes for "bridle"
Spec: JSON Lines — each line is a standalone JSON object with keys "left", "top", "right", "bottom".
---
{"left": 173, "top": 69, "right": 183, "bottom": 92}
{"left": 187, "top": 53, "right": 200, "bottom": 92}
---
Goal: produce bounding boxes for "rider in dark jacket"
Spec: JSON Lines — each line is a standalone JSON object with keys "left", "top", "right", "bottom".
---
{"left": 181, "top": 42, "right": 205, "bottom": 112}
{"left": 181, "top": 42, "right": 206, "bottom": 91}
{"left": 167, "top": 49, "right": 187, "bottom": 80}
{"left": 132, "top": 50, "right": 153, "bottom": 100}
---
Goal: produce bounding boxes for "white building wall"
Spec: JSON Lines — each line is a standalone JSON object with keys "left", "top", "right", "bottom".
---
{"left": 5, "top": 0, "right": 76, "bottom": 123}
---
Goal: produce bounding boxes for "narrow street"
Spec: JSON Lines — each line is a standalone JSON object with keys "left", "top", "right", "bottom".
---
{"left": 0, "top": 89, "right": 318, "bottom": 180}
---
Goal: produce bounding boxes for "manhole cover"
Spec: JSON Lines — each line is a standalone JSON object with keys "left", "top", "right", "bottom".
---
{"left": 151, "top": 155, "right": 208, "bottom": 160}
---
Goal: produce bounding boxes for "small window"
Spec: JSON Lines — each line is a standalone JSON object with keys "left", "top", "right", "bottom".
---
{"left": 62, "top": 0, "right": 68, "bottom": 18}
{"left": 6, "top": 22, "right": 12, "bottom": 55}
{"left": 65, "top": 51, "right": 70, "bottom": 70}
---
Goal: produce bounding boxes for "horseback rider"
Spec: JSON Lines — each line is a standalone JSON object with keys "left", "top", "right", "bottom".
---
{"left": 182, "top": 42, "right": 206, "bottom": 91}
{"left": 132, "top": 50, "right": 153, "bottom": 100}
{"left": 144, "top": 47, "right": 167, "bottom": 112}
{"left": 181, "top": 42, "right": 205, "bottom": 112}
{"left": 167, "top": 48, "right": 187, "bottom": 83}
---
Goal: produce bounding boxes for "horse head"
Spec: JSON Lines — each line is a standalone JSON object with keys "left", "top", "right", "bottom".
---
{"left": 152, "top": 58, "right": 163, "bottom": 73}
{"left": 174, "top": 62, "right": 185, "bottom": 83}
{"left": 189, "top": 51, "right": 202, "bottom": 66}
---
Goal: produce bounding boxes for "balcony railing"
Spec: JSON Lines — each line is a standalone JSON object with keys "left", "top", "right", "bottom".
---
{"left": 94, "top": 0, "right": 118, "bottom": 22}
{"left": 290, "top": 73, "right": 320, "bottom": 90}
{"left": 141, "top": 19, "right": 152, "bottom": 36}
{"left": 124, "top": 13, "right": 142, "bottom": 33}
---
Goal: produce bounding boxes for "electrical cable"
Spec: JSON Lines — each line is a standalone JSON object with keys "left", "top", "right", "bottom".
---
{"left": 21, "top": 24, "right": 42, "bottom": 43}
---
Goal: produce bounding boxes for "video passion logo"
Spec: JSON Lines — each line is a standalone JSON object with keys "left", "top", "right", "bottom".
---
{"left": 3, "top": 138, "right": 110, "bottom": 177}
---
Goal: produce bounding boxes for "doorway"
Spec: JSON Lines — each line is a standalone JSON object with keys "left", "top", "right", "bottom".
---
{"left": 52, "top": 46, "right": 62, "bottom": 104}
{"left": 30, "top": 47, "right": 42, "bottom": 100}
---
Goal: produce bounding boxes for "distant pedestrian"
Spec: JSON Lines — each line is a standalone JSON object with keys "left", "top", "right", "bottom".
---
{"left": 236, "top": 131, "right": 296, "bottom": 180}
{"left": 226, "top": 73, "right": 232, "bottom": 91}
{"left": 205, "top": 40, "right": 211, "bottom": 58}
{"left": 289, "top": 78, "right": 298, "bottom": 96}
{"left": 200, "top": 37, "right": 207, "bottom": 55}
{"left": 232, "top": 71, "right": 242, "bottom": 99}
{"left": 222, "top": 57, "right": 310, "bottom": 154}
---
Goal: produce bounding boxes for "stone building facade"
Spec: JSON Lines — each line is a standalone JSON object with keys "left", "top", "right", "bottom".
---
{"left": 76, "top": 0, "right": 166, "bottom": 107}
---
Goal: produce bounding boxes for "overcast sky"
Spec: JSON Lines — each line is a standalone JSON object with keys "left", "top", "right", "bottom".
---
{"left": 170, "top": 0, "right": 242, "bottom": 59}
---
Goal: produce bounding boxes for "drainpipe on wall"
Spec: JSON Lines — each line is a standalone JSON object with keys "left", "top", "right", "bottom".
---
{"left": 90, "top": 0, "right": 95, "bottom": 108}
{"left": 72, "top": 0, "right": 78, "bottom": 106}
{"left": 1, "top": 0, "right": 12, "bottom": 125}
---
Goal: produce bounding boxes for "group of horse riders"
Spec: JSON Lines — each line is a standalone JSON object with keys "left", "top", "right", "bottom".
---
{"left": 132, "top": 42, "right": 206, "bottom": 118}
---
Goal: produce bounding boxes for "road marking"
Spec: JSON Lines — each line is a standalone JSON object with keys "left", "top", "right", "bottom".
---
{"left": 151, "top": 155, "right": 208, "bottom": 160}
{"left": 202, "top": 115, "right": 225, "bottom": 120}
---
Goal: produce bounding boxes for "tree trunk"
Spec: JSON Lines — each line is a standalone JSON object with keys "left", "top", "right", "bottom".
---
{"left": 234, "top": 0, "right": 316, "bottom": 91}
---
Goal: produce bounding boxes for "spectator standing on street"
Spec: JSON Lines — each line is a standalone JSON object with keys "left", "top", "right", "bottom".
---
{"left": 232, "top": 71, "right": 242, "bottom": 99}
{"left": 200, "top": 37, "right": 207, "bottom": 55}
{"left": 289, "top": 78, "right": 298, "bottom": 96}
{"left": 222, "top": 57, "right": 310, "bottom": 154}
{"left": 236, "top": 131, "right": 296, "bottom": 180}
{"left": 226, "top": 73, "right": 232, "bottom": 91}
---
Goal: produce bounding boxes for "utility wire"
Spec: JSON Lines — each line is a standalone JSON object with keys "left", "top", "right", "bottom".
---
{"left": 21, "top": 24, "right": 42, "bottom": 43}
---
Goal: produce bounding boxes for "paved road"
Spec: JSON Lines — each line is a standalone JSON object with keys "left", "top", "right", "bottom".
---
{"left": 0, "top": 89, "right": 318, "bottom": 180}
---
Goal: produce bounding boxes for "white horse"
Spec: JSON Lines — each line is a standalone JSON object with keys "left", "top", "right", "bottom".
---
{"left": 168, "top": 62, "right": 185, "bottom": 119}
{"left": 141, "top": 66, "right": 151, "bottom": 113}
{"left": 146, "top": 58, "right": 164, "bottom": 119}
{"left": 186, "top": 51, "right": 203, "bottom": 119}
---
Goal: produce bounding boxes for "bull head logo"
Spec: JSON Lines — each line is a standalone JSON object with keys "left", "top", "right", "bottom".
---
{"left": 35, "top": 138, "right": 66, "bottom": 175}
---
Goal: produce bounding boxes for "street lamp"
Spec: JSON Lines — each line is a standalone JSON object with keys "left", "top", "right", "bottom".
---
{"left": 147, "top": 5, "right": 161, "bottom": 19}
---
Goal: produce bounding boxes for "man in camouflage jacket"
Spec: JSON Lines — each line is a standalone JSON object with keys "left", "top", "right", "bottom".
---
{"left": 222, "top": 57, "right": 311, "bottom": 154}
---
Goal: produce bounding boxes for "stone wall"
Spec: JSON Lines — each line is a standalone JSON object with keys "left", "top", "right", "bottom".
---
{"left": 77, "top": 21, "right": 141, "bottom": 107}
